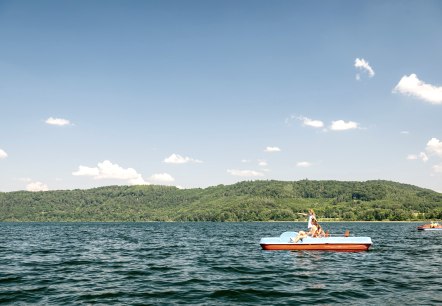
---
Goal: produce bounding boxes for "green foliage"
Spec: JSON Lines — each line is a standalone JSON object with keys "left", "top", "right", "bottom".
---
{"left": 0, "top": 180, "right": 441, "bottom": 222}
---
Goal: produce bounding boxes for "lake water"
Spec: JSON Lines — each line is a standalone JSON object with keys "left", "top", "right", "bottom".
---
{"left": 0, "top": 222, "right": 441, "bottom": 305}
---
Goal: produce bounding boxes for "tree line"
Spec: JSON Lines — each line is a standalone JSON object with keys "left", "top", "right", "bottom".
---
{"left": 0, "top": 180, "right": 441, "bottom": 222}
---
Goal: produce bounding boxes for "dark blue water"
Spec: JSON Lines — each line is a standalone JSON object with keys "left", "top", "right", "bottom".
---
{"left": 1, "top": 222, "right": 441, "bottom": 305}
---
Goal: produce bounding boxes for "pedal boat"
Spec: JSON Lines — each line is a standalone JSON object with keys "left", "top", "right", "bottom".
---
{"left": 417, "top": 222, "right": 442, "bottom": 231}
{"left": 260, "top": 231, "right": 372, "bottom": 252}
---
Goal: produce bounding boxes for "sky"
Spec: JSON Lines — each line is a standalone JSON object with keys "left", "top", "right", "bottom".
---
{"left": 1, "top": 0, "right": 442, "bottom": 192}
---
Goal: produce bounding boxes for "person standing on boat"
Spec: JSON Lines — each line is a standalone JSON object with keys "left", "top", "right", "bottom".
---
{"left": 298, "top": 209, "right": 316, "bottom": 229}
{"left": 307, "top": 209, "right": 315, "bottom": 229}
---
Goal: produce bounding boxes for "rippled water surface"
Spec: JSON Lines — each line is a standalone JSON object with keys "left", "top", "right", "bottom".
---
{"left": 1, "top": 222, "right": 441, "bottom": 305}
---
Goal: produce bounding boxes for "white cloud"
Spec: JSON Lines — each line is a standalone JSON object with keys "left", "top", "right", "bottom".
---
{"left": 400, "top": 131, "right": 410, "bottom": 135}
{"left": 407, "top": 154, "right": 418, "bottom": 160}
{"left": 258, "top": 160, "right": 268, "bottom": 167}
{"left": 299, "top": 116, "right": 324, "bottom": 128}
{"left": 0, "top": 149, "right": 7, "bottom": 159}
{"left": 419, "top": 152, "right": 429, "bottom": 162}
{"left": 45, "top": 117, "right": 71, "bottom": 126}
{"left": 227, "top": 169, "right": 264, "bottom": 177}
{"left": 164, "top": 153, "right": 202, "bottom": 164}
{"left": 149, "top": 173, "right": 175, "bottom": 183}
{"left": 72, "top": 166, "right": 100, "bottom": 177}
{"left": 129, "top": 176, "right": 148, "bottom": 185}
{"left": 330, "top": 120, "right": 359, "bottom": 131}
{"left": 264, "top": 146, "right": 281, "bottom": 152}
{"left": 296, "top": 161, "right": 312, "bottom": 167}
{"left": 72, "top": 160, "right": 148, "bottom": 185}
{"left": 393, "top": 74, "right": 442, "bottom": 104}
{"left": 426, "top": 138, "right": 442, "bottom": 157}
{"left": 407, "top": 152, "right": 428, "bottom": 162}
{"left": 26, "top": 181, "right": 49, "bottom": 192}
{"left": 18, "top": 177, "right": 32, "bottom": 182}
{"left": 354, "top": 58, "right": 375, "bottom": 78}
{"left": 433, "top": 164, "right": 442, "bottom": 173}
{"left": 95, "top": 161, "right": 143, "bottom": 181}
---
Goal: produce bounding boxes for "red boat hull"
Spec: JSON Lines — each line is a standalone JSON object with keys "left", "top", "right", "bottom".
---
{"left": 260, "top": 243, "right": 371, "bottom": 252}
{"left": 417, "top": 225, "right": 442, "bottom": 230}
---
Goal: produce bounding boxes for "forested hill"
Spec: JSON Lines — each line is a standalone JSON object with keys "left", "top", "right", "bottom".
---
{"left": 0, "top": 180, "right": 441, "bottom": 222}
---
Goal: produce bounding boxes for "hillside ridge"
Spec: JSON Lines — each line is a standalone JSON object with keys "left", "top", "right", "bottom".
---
{"left": 1, "top": 180, "right": 441, "bottom": 221}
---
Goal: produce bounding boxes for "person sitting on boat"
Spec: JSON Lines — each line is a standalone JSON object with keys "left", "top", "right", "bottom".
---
{"left": 314, "top": 219, "right": 326, "bottom": 238}
{"left": 292, "top": 218, "right": 324, "bottom": 243}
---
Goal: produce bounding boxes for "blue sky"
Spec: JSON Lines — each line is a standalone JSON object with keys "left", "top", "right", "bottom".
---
{"left": 1, "top": 0, "right": 442, "bottom": 192}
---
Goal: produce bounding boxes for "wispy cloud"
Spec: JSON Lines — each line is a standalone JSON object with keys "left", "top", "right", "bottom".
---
{"left": 17, "top": 177, "right": 32, "bottom": 182}
{"left": 264, "top": 146, "right": 281, "bottom": 153}
{"left": 433, "top": 164, "right": 442, "bottom": 173}
{"left": 298, "top": 116, "right": 324, "bottom": 128}
{"left": 393, "top": 74, "right": 442, "bottom": 104}
{"left": 296, "top": 161, "right": 312, "bottom": 167}
{"left": 406, "top": 154, "right": 417, "bottom": 160}
{"left": 72, "top": 160, "right": 148, "bottom": 185}
{"left": 227, "top": 169, "right": 264, "bottom": 177}
{"left": 419, "top": 152, "right": 429, "bottom": 162}
{"left": 330, "top": 120, "right": 359, "bottom": 131}
{"left": 258, "top": 160, "right": 268, "bottom": 167}
{"left": 354, "top": 58, "right": 375, "bottom": 79}
{"left": 0, "top": 149, "right": 7, "bottom": 159}
{"left": 407, "top": 152, "right": 428, "bottom": 162}
{"left": 45, "top": 117, "right": 72, "bottom": 126}
{"left": 26, "top": 181, "right": 49, "bottom": 192}
{"left": 164, "top": 153, "right": 202, "bottom": 164}
{"left": 407, "top": 138, "right": 442, "bottom": 175}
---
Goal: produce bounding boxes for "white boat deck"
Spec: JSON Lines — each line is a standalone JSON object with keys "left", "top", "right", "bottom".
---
{"left": 260, "top": 231, "right": 372, "bottom": 245}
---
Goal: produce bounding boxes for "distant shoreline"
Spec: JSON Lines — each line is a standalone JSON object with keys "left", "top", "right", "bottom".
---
{"left": 2, "top": 180, "right": 441, "bottom": 222}
{"left": 0, "top": 220, "right": 438, "bottom": 223}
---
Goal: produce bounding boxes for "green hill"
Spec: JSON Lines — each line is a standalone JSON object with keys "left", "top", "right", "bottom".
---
{"left": 0, "top": 180, "right": 441, "bottom": 222}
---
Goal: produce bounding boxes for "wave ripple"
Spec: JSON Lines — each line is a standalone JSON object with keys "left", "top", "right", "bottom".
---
{"left": 1, "top": 222, "right": 441, "bottom": 305}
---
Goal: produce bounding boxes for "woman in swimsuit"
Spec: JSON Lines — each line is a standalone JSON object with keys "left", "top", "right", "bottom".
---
{"left": 292, "top": 218, "right": 324, "bottom": 243}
